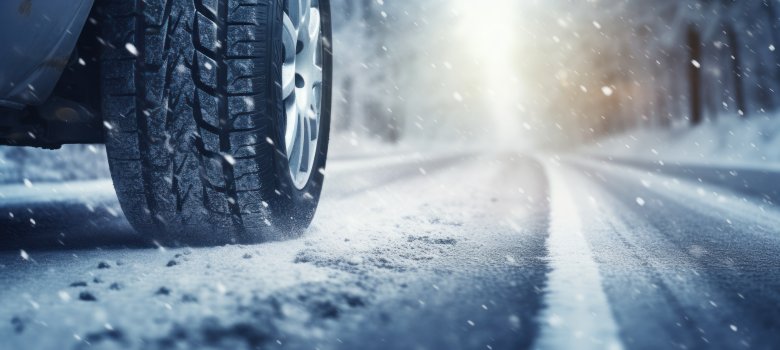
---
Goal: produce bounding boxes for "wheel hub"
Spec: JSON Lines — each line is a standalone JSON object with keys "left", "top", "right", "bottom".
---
{"left": 282, "top": 0, "right": 323, "bottom": 190}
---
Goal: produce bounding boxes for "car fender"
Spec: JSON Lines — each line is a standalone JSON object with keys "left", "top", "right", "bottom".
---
{"left": 0, "top": 0, "right": 94, "bottom": 109}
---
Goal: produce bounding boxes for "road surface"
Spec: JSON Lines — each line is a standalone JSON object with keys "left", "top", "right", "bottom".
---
{"left": 1, "top": 151, "right": 780, "bottom": 349}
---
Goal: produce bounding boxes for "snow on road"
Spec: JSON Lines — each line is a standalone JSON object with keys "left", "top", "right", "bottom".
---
{"left": 2, "top": 151, "right": 780, "bottom": 349}
{"left": 0, "top": 152, "right": 548, "bottom": 349}
{"left": 565, "top": 155, "right": 780, "bottom": 349}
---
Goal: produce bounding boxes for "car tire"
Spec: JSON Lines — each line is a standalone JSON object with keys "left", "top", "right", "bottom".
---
{"left": 100, "top": 0, "right": 332, "bottom": 244}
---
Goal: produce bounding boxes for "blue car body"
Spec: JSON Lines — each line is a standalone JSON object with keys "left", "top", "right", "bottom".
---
{"left": 0, "top": 0, "right": 94, "bottom": 109}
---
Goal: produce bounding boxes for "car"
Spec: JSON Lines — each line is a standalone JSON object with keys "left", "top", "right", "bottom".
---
{"left": 0, "top": 0, "right": 333, "bottom": 244}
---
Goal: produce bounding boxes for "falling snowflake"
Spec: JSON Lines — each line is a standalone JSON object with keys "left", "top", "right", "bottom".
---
{"left": 125, "top": 43, "right": 139, "bottom": 56}
{"left": 222, "top": 154, "right": 236, "bottom": 166}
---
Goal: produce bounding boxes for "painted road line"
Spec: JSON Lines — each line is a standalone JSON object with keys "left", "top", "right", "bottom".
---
{"left": 533, "top": 159, "right": 623, "bottom": 350}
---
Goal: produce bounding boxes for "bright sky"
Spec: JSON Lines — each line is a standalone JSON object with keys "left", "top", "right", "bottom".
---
{"left": 451, "top": 0, "right": 546, "bottom": 149}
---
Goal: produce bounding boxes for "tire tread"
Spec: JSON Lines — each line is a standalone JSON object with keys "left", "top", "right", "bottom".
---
{"left": 101, "top": 0, "right": 288, "bottom": 242}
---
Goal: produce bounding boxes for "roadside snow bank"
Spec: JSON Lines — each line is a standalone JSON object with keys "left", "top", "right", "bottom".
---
{"left": 585, "top": 115, "right": 780, "bottom": 168}
{"left": 0, "top": 134, "right": 467, "bottom": 185}
{"left": 0, "top": 145, "right": 110, "bottom": 184}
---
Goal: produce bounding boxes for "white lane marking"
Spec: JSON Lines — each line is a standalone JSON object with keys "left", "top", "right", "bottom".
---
{"left": 534, "top": 160, "right": 623, "bottom": 350}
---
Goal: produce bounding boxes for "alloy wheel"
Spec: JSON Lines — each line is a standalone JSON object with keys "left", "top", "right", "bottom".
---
{"left": 282, "top": 0, "right": 323, "bottom": 189}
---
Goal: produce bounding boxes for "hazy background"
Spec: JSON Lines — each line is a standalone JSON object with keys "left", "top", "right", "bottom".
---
{"left": 329, "top": 0, "right": 780, "bottom": 158}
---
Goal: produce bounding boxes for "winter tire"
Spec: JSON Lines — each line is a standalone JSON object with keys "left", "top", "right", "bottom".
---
{"left": 100, "top": 0, "right": 332, "bottom": 244}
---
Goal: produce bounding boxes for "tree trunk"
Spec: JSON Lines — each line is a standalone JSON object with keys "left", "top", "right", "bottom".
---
{"left": 687, "top": 26, "right": 703, "bottom": 125}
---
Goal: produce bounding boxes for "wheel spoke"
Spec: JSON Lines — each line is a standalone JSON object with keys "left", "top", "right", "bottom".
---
{"left": 311, "top": 85, "right": 322, "bottom": 113}
{"left": 305, "top": 78, "right": 319, "bottom": 140}
{"left": 299, "top": 0, "right": 311, "bottom": 26}
{"left": 304, "top": 110, "right": 314, "bottom": 171}
{"left": 296, "top": 81, "right": 309, "bottom": 118}
{"left": 285, "top": 97, "right": 297, "bottom": 156}
{"left": 282, "top": 14, "right": 297, "bottom": 60}
{"left": 282, "top": 68, "right": 295, "bottom": 100}
{"left": 312, "top": 65, "right": 323, "bottom": 87}
{"left": 285, "top": 0, "right": 299, "bottom": 28}
{"left": 296, "top": 110, "right": 308, "bottom": 172}
{"left": 282, "top": 14, "right": 297, "bottom": 99}
{"left": 288, "top": 128, "right": 301, "bottom": 178}
{"left": 307, "top": 8, "right": 321, "bottom": 48}
{"left": 288, "top": 111, "right": 305, "bottom": 176}
{"left": 308, "top": 102, "right": 319, "bottom": 141}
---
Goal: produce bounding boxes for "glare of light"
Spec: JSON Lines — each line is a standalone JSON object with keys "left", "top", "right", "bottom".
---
{"left": 453, "top": 0, "right": 528, "bottom": 149}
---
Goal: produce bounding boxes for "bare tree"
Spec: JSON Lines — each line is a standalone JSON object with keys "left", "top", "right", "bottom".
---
{"left": 687, "top": 25, "right": 703, "bottom": 124}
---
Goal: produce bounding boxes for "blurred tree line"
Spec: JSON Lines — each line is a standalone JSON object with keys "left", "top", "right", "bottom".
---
{"left": 543, "top": 0, "right": 780, "bottom": 143}
{"left": 330, "top": 0, "right": 398, "bottom": 142}
{"left": 327, "top": 0, "right": 780, "bottom": 146}
{"left": 329, "top": 0, "right": 486, "bottom": 145}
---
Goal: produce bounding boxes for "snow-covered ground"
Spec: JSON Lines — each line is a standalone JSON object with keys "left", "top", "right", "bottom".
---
{"left": 0, "top": 135, "right": 472, "bottom": 186}
{"left": 4, "top": 149, "right": 780, "bottom": 349}
{"left": 585, "top": 115, "right": 780, "bottom": 168}
{"left": 0, "top": 145, "right": 110, "bottom": 185}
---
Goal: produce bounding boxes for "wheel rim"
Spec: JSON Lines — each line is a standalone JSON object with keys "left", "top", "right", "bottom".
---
{"left": 282, "top": 0, "right": 323, "bottom": 190}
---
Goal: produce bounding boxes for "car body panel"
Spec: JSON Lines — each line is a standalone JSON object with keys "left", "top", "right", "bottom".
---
{"left": 0, "top": 0, "right": 94, "bottom": 109}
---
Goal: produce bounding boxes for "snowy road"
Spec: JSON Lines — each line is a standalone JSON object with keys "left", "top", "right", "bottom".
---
{"left": 1, "top": 152, "right": 780, "bottom": 349}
